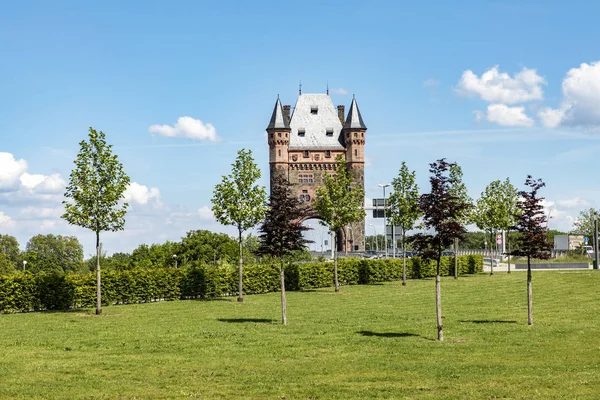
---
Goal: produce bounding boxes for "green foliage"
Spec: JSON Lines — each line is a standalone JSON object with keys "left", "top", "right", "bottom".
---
{"left": 179, "top": 230, "right": 239, "bottom": 266}
{"left": 25, "top": 234, "right": 85, "bottom": 274}
{"left": 314, "top": 155, "right": 366, "bottom": 235}
{"left": 211, "top": 149, "right": 267, "bottom": 234}
{"left": 0, "top": 256, "right": 483, "bottom": 313}
{"left": 62, "top": 127, "right": 130, "bottom": 235}
{"left": 475, "top": 178, "right": 519, "bottom": 236}
{"left": 448, "top": 164, "right": 474, "bottom": 225}
{"left": 0, "top": 234, "right": 21, "bottom": 268}
{"left": 387, "top": 161, "right": 420, "bottom": 233}
{"left": 572, "top": 208, "right": 599, "bottom": 240}
{"left": 0, "top": 253, "right": 16, "bottom": 275}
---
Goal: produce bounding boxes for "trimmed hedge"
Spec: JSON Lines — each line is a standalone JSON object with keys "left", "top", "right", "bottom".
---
{"left": 0, "top": 255, "right": 483, "bottom": 313}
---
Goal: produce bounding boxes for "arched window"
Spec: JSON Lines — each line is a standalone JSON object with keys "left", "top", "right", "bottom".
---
{"left": 299, "top": 195, "right": 305, "bottom": 201}
{"left": 305, "top": 194, "right": 311, "bottom": 201}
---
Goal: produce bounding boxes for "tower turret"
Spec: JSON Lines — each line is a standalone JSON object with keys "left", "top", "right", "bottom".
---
{"left": 342, "top": 97, "right": 367, "bottom": 170}
{"left": 266, "top": 97, "right": 291, "bottom": 185}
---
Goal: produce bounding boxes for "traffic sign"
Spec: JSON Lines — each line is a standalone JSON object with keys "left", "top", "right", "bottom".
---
{"left": 496, "top": 233, "right": 503, "bottom": 245}
{"left": 584, "top": 237, "right": 589, "bottom": 244}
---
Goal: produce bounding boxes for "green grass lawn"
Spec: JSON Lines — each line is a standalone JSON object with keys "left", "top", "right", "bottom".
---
{"left": 1, "top": 272, "right": 600, "bottom": 399}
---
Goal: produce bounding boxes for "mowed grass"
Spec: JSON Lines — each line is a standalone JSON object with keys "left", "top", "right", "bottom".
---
{"left": 1, "top": 272, "right": 600, "bottom": 399}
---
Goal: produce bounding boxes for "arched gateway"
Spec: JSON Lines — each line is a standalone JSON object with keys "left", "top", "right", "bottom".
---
{"left": 266, "top": 91, "right": 366, "bottom": 252}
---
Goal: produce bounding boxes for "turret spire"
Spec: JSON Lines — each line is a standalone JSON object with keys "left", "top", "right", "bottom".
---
{"left": 266, "top": 97, "right": 290, "bottom": 130}
{"left": 343, "top": 97, "right": 367, "bottom": 130}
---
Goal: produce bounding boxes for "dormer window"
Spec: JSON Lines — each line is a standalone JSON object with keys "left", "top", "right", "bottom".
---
{"left": 303, "top": 151, "right": 309, "bottom": 158}
{"left": 298, "top": 129, "right": 305, "bottom": 137}
{"left": 326, "top": 129, "right": 333, "bottom": 137}
{"left": 326, "top": 150, "right": 331, "bottom": 157}
{"left": 311, "top": 106, "right": 318, "bottom": 115}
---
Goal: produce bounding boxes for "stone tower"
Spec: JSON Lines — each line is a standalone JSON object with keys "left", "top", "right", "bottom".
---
{"left": 266, "top": 92, "right": 367, "bottom": 252}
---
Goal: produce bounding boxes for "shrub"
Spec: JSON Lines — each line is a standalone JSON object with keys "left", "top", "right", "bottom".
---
{"left": 0, "top": 255, "right": 483, "bottom": 313}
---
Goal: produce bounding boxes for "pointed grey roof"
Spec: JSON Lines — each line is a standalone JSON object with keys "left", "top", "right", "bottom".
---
{"left": 266, "top": 97, "right": 290, "bottom": 130}
{"left": 343, "top": 98, "right": 367, "bottom": 130}
{"left": 289, "top": 94, "right": 345, "bottom": 149}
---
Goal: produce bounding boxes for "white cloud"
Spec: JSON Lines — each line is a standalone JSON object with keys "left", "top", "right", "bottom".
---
{"left": 538, "top": 61, "right": 600, "bottom": 128}
{"left": 197, "top": 206, "right": 214, "bottom": 220}
{"left": 0, "top": 212, "right": 14, "bottom": 228}
{"left": 330, "top": 88, "right": 348, "bottom": 95}
{"left": 0, "top": 153, "right": 28, "bottom": 190}
{"left": 149, "top": 116, "right": 219, "bottom": 141}
{"left": 457, "top": 66, "right": 546, "bottom": 104}
{"left": 20, "top": 206, "right": 64, "bottom": 219}
{"left": 123, "top": 182, "right": 161, "bottom": 206}
{"left": 20, "top": 172, "right": 65, "bottom": 193}
{"left": 486, "top": 104, "right": 534, "bottom": 127}
{"left": 556, "top": 197, "right": 590, "bottom": 209}
{"left": 423, "top": 78, "right": 439, "bottom": 87}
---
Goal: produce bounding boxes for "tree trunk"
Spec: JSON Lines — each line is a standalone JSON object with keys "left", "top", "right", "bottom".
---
{"left": 238, "top": 229, "right": 244, "bottom": 303}
{"left": 454, "top": 237, "right": 458, "bottom": 280}
{"left": 280, "top": 259, "right": 287, "bottom": 325}
{"left": 507, "top": 233, "right": 511, "bottom": 274}
{"left": 95, "top": 232, "right": 102, "bottom": 315}
{"left": 436, "top": 255, "right": 443, "bottom": 341}
{"left": 333, "top": 231, "right": 340, "bottom": 292}
{"left": 527, "top": 255, "right": 533, "bottom": 326}
{"left": 401, "top": 230, "right": 407, "bottom": 286}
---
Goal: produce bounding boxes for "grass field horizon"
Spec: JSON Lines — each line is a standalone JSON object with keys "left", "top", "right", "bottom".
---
{"left": 1, "top": 271, "right": 599, "bottom": 399}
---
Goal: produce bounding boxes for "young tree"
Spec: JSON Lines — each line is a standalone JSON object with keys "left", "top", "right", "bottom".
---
{"left": 572, "top": 208, "right": 599, "bottom": 242}
{"left": 314, "top": 155, "right": 365, "bottom": 292}
{"left": 411, "top": 159, "right": 470, "bottom": 341}
{"left": 63, "top": 127, "right": 130, "bottom": 315}
{"left": 211, "top": 149, "right": 267, "bottom": 303}
{"left": 387, "top": 161, "right": 420, "bottom": 286}
{"left": 475, "top": 179, "right": 519, "bottom": 275}
{"left": 448, "top": 164, "right": 473, "bottom": 279}
{"left": 510, "top": 176, "right": 552, "bottom": 326}
{"left": 257, "top": 174, "right": 311, "bottom": 324}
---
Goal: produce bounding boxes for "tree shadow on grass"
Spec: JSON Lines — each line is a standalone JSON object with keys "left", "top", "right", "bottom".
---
{"left": 217, "top": 318, "right": 274, "bottom": 324}
{"left": 459, "top": 319, "right": 517, "bottom": 324}
{"left": 357, "top": 330, "right": 422, "bottom": 338}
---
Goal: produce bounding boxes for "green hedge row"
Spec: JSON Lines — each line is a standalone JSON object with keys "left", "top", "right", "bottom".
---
{"left": 0, "top": 255, "right": 482, "bottom": 313}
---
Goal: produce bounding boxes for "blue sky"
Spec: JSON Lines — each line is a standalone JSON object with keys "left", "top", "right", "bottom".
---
{"left": 1, "top": 0, "right": 599, "bottom": 256}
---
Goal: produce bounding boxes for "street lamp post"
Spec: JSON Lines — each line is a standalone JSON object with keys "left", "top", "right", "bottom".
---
{"left": 369, "top": 224, "right": 378, "bottom": 252}
{"left": 23, "top": 260, "right": 27, "bottom": 271}
{"left": 173, "top": 254, "right": 178, "bottom": 268}
{"left": 379, "top": 183, "right": 390, "bottom": 258}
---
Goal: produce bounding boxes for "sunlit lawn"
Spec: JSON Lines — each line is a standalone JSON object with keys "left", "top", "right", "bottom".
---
{"left": 1, "top": 271, "right": 599, "bottom": 399}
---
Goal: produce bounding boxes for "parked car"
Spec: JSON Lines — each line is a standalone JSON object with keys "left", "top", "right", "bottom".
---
{"left": 363, "top": 250, "right": 378, "bottom": 259}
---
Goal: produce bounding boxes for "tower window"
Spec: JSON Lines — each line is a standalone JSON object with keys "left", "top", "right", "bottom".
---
{"left": 278, "top": 132, "right": 281, "bottom": 138}
{"left": 278, "top": 149, "right": 281, "bottom": 157}
{"left": 355, "top": 149, "right": 358, "bottom": 156}
{"left": 325, "top": 150, "right": 331, "bottom": 157}
{"left": 311, "top": 106, "right": 318, "bottom": 115}
{"left": 326, "top": 129, "right": 333, "bottom": 137}
{"left": 303, "top": 151, "right": 309, "bottom": 158}
{"left": 299, "top": 174, "right": 313, "bottom": 183}
{"left": 354, "top": 132, "right": 358, "bottom": 138}
{"left": 270, "top": 133, "right": 273, "bottom": 138}
{"left": 298, "top": 129, "right": 305, "bottom": 137}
